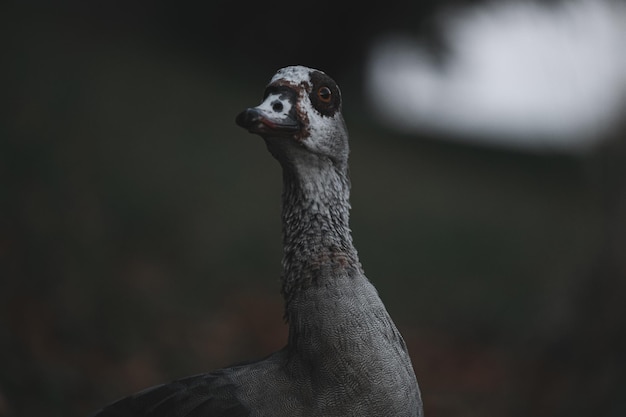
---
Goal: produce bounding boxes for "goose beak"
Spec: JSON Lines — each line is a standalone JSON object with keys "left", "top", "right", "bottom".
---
{"left": 236, "top": 107, "right": 300, "bottom": 136}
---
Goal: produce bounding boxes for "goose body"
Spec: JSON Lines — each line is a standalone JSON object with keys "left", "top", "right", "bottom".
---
{"left": 91, "top": 66, "right": 423, "bottom": 417}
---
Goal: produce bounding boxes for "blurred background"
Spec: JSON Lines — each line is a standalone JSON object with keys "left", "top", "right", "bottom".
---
{"left": 2, "top": 0, "right": 626, "bottom": 416}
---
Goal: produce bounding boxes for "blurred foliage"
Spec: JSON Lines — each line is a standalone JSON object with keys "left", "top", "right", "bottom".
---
{"left": 2, "top": 2, "right": 625, "bottom": 417}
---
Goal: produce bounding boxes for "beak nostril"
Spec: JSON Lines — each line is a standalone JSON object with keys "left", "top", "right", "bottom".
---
{"left": 272, "top": 101, "right": 283, "bottom": 112}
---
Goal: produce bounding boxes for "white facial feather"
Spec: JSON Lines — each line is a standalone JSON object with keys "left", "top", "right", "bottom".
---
{"left": 256, "top": 93, "right": 294, "bottom": 121}
{"left": 270, "top": 66, "right": 317, "bottom": 85}
{"left": 271, "top": 66, "right": 348, "bottom": 155}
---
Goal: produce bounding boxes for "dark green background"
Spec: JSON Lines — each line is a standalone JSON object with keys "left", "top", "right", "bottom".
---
{"left": 3, "top": 2, "right": 625, "bottom": 416}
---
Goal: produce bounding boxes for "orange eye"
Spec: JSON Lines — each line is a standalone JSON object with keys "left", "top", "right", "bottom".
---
{"left": 317, "top": 86, "right": 332, "bottom": 103}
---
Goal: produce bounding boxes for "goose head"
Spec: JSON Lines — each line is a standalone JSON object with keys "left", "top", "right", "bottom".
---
{"left": 236, "top": 66, "right": 349, "bottom": 168}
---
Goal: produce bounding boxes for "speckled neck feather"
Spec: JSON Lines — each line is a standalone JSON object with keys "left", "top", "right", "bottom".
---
{"left": 278, "top": 150, "right": 362, "bottom": 316}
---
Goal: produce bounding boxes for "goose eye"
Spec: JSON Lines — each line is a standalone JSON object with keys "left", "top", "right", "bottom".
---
{"left": 317, "top": 86, "right": 332, "bottom": 103}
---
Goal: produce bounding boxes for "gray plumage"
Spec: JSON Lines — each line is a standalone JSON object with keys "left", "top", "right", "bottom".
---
{"left": 91, "top": 66, "right": 423, "bottom": 417}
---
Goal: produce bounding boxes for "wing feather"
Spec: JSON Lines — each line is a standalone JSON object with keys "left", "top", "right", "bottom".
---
{"left": 91, "top": 372, "right": 250, "bottom": 417}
